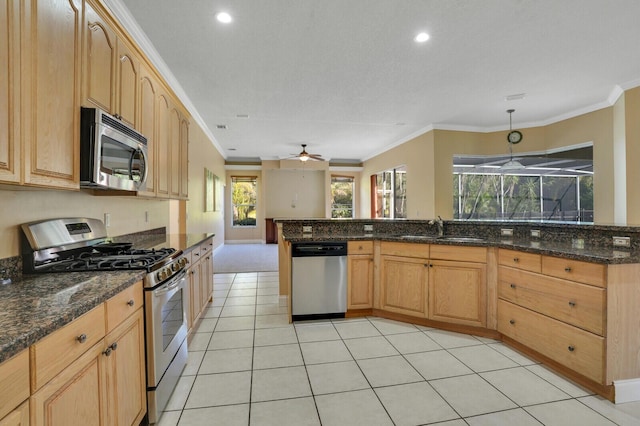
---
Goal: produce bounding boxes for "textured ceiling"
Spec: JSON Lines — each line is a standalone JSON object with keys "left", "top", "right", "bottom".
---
{"left": 112, "top": 0, "right": 640, "bottom": 162}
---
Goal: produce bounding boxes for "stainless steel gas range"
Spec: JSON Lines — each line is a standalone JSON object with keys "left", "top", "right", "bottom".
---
{"left": 21, "top": 217, "right": 188, "bottom": 424}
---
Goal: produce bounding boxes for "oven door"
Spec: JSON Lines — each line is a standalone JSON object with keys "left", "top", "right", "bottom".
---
{"left": 145, "top": 270, "right": 188, "bottom": 387}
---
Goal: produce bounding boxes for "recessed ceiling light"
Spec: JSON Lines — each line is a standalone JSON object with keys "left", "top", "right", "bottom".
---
{"left": 414, "top": 32, "right": 430, "bottom": 43}
{"left": 216, "top": 12, "right": 232, "bottom": 23}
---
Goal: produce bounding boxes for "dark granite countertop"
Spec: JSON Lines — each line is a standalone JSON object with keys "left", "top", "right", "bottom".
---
{"left": 0, "top": 270, "right": 145, "bottom": 363}
{"left": 283, "top": 233, "right": 640, "bottom": 264}
{"left": 0, "top": 232, "right": 214, "bottom": 364}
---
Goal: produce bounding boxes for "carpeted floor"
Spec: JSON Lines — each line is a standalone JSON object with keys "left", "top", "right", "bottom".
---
{"left": 213, "top": 243, "right": 279, "bottom": 273}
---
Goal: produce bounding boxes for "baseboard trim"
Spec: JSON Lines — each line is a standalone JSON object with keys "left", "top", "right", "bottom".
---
{"left": 224, "top": 239, "right": 264, "bottom": 244}
{"left": 614, "top": 378, "right": 640, "bottom": 403}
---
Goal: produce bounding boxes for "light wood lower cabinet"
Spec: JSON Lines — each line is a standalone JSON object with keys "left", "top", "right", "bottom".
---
{"left": 379, "top": 254, "right": 429, "bottom": 318}
{"left": 0, "top": 350, "right": 29, "bottom": 423}
{"left": 498, "top": 299, "right": 605, "bottom": 383}
{"left": 0, "top": 401, "right": 29, "bottom": 426}
{"left": 188, "top": 238, "right": 214, "bottom": 332}
{"left": 429, "top": 259, "right": 487, "bottom": 327}
{"left": 347, "top": 241, "right": 374, "bottom": 309}
{"left": 30, "top": 281, "right": 146, "bottom": 426}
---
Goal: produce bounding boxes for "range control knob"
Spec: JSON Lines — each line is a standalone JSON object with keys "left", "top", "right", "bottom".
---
{"left": 172, "top": 263, "right": 179, "bottom": 271}
{"left": 157, "top": 269, "right": 168, "bottom": 281}
{"left": 179, "top": 257, "right": 188, "bottom": 267}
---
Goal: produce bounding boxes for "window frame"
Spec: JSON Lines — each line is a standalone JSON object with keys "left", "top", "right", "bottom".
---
{"left": 231, "top": 176, "right": 258, "bottom": 227}
{"left": 371, "top": 166, "right": 407, "bottom": 219}
{"left": 330, "top": 175, "right": 355, "bottom": 218}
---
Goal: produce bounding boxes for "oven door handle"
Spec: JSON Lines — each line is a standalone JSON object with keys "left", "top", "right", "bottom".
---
{"left": 154, "top": 270, "right": 187, "bottom": 297}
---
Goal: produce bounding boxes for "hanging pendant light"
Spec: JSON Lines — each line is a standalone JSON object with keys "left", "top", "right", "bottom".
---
{"left": 501, "top": 109, "right": 525, "bottom": 170}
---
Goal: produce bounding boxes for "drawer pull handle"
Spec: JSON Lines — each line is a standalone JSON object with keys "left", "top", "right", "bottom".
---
{"left": 568, "top": 301, "right": 576, "bottom": 307}
{"left": 510, "top": 283, "right": 516, "bottom": 289}
{"left": 565, "top": 267, "right": 572, "bottom": 272}
{"left": 568, "top": 345, "right": 575, "bottom": 352}
{"left": 127, "top": 299, "right": 135, "bottom": 307}
{"left": 509, "top": 319, "right": 515, "bottom": 325}
{"left": 76, "top": 334, "right": 87, "bottom": 344}
{"left": 359, "top": 245, "right": 363, "bottom": 250}
{"left": 513, "top": 257, "right": 519, "bottom": 263}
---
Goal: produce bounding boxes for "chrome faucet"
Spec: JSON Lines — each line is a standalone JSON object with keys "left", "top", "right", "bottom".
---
{"left": 429, "top": 216, "right": 444, "bottom": 237}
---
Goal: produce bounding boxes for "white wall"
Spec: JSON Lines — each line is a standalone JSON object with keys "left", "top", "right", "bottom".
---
{"left": 265, "top": 169, "right": 325, "bottom": 218}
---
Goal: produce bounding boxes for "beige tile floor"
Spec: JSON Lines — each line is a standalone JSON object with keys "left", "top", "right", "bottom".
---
{"left": 157, "top": 272, "right": 640, "bottom": 426}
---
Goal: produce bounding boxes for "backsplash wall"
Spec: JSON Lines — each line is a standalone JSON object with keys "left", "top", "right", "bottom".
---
{"left": 0, "top": 189, "right": 170, "bottom": 259}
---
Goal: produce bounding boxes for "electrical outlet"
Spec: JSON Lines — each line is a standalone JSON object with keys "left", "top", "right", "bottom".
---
{"left": 531, "top": 229, "right": 541, "bottom": 238}
{"left": 613, "top": 236, "right": 631, "bottom": 247}
{"left": 364, "top": 224, "right": 373, "bottom": 232}
{"left": 145, "top": 211, "right": 149, "bottom": 223}
{"left": 302, "top": 226, "right": 313, "bottom": 233}
{"left": 104, "top": 213, "right": 111, "bottom": 227}
{"left": 501, "top": 228, "right": 513, "bottom": 237}
{"left": 572, "top": 238, "right": 585, "bottom": 249}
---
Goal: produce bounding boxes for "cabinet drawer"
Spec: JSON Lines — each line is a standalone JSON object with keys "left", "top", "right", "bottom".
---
{"left": 380, "top": 241, "right": 429, "bottom": 259}
{"left": 199, "top": 240, "right": 212, "bottom": 256}
{"left": 430, "top": 245, "right": 486, "bottom": 263}
{"left": 348, "top": 241, "right": 373, "bottom": 255}
{"left": 499, "top": 267, "right": 605, "bottom": 335}
{"left": 542, "top": 256, "right": 606, "bottom": 288}
{"left": 0, "top": 350, "right": 29, "bottom": 420}
{"left": 190, "top": 245, "right": 202, "bottom": 263}
{"left": 498, "top": 300, "right": 605, "bottom": 383}
{"left": 31, "top": 304, "right": 106, "bottom": 391}
{"left": 498, "top": 249, "right": 541, "bottom": 273}
{"left": 106, "top": 281, "right": 143, "bottom": 333}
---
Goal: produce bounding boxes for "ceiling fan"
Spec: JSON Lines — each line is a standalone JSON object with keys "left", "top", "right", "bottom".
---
{"left": 288, "top": 144, "right": 325, "bottom": 162}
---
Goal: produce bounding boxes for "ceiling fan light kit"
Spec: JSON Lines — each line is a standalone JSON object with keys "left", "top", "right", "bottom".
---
{"left": 290, "top": 144, "right": 325, "bottom": 162}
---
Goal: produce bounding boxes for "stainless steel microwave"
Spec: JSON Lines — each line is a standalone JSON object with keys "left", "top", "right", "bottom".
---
{"left": 80, "top": 107, "right": 148, "bottom": 191}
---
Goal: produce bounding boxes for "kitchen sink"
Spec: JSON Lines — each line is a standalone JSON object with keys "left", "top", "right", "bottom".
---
{"left": 436, "top": 236, "right": 485, "bottom": 243}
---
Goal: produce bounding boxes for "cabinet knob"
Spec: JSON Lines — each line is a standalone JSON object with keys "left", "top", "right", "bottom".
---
{"left": 103, "top": 347, "right": 112, "bottom": 356}
{"left": 127, "top": 299, "right": 135, "bottom": 307}
{"left": 510, "top": 283, "right": 516, "bottom": 289}
{"left": 568, "top": 301, "right": 576, "bottom": 307}
{"left": 509, "top": 319, "right": 515, "bottom": 325}
{"left": 513, "top": 257, "right": 519, "bottom": 263}
{"left": 110, "top": 342, "right": 118, "bottom": 351}
{"left": 76, "top": 334, "right": 87, "bottom": 344}
{"left": 568, "top": 345, "right": 575, "bottom": 352}
{"left": 564, "top": 266, "right": 572, "bottom": 272}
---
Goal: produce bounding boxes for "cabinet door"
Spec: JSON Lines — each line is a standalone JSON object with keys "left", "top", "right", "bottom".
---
{"left": 0, "top": 0, "right": 20, "bottom": 183}
{"left": 22, "top": 0, "right": 81, "bottom": 189}
{"left": 379, "top": 255, "right": 428, "bottom": 317}
{"left": 200, "top": 254, "right": 213, "bottom": 311}
{"left": 189, "top": 261, "right": 202, "bottom": 327}
{"left": 115, "top": 38, "right": 138, "bottom": 129}
{"left": 429, "top": 260, "right": 487, "bottom": 327}
{"left": 137, "top": 64, "right": 157, "bottom": 196}
{"left": 156, "top": 92, "right": 170, "bottom": 197}
{"left": 347, "top": 254, "right": 373, "bottom": 309}
{"left": 179, "top": 116, "right": 189, "bottom": 199}
{"left": 31, "top": 341, "right": 106, "bottom": 426}
{"left": 169, "top": 107, "right": 181, "bottom": 198}
{"left": 0, "top": 401, "right": 29, "bottom": 426}
{"left": 82, "top": 1, "right": 115, "bottom": 112}
{"left": 104, "top": 309, "right": 146, "bottom": 426}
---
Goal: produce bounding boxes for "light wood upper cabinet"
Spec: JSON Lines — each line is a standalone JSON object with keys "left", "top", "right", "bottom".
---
{"left": 82, "top": 0, "right": 115, "bottom": 112}
{"left": 115, "top": 38, "right": 138, "bottom": 128}
{"left": 169, "top": 107, "right": 181, "bottom": 198}
{"left": 180, "top": 116, "right": 189, "bottom": 199}
{"left": 22, "top": 0, "right": 82, "bottom": 189}
{"left": 156, "top": 91, "right": 170, "bottom": 197}
{"left": 0, "top": 0, "right": 20, "bottom": 184}
{"left": 137, "top": 63, "right": 157, "bottom": 197}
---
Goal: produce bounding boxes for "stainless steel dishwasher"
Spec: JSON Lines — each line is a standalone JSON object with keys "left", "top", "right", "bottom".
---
{"left": 291, "top": 241, "right": 348, "bottom": 321}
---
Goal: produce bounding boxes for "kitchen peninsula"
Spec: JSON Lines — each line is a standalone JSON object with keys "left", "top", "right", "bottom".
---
{"left": 277, "top": 218, "right": 640, "bottom": 403}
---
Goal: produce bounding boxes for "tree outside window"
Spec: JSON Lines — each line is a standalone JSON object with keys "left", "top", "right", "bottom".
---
{"left": 331, "top": 176, "right": 354, "bottom": 218}
{"left": 232, "top": 176, "right": 257, "bottom": 226}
